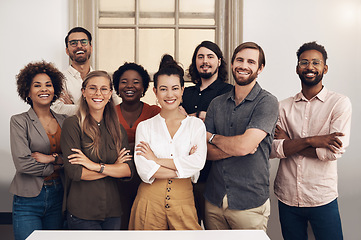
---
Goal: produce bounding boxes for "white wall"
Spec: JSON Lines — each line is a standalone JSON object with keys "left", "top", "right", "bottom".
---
{"left": 0, "top": 0, "right": 69, "bottom": 211}
{"left": 243, "top": 0, "right": 361, "bottom": 239}
{"left": 1, "top": 1, "right": 360, "bottom": 239}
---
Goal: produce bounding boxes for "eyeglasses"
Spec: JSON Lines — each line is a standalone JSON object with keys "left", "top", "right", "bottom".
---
{"left": 68, "top": 39, "right": 89, "bottom": 47}
{"left": 85, "top": 86, "right": 111, "bottom": 95}
{"left": 298, "top": 59, "right": 324, "bottom": 68}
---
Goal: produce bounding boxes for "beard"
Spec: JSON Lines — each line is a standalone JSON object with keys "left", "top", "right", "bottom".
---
{"left": 69, "top": 49, "right": 91, "bottom": 64}
{"left": 299, "top": 70, "right": 324, "bottom": 86}
{"left": 233, "top": 68, "right": 258, "bottom": 86}
{"left": 198, "top": 65, "right": 218, "bottom": 79}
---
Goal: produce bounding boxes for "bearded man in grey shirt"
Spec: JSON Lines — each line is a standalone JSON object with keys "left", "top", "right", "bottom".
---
{"left": 204, "top": 42, "right": 278, "bottom": 231}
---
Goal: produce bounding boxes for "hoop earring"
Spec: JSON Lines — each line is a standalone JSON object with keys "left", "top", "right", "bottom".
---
{"left": 26, "top": 97, "right": 31, "bottom": 103}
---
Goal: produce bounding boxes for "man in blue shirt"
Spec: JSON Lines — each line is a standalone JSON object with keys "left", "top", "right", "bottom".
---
{"left": 204, "top": 42, "right": 278, "bottom": 231}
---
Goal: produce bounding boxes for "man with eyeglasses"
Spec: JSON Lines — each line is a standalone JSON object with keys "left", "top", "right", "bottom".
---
{"left": 271, "top": 41, "right": 352, "bottom": 239}
{"left": 52, "top": 27, "right": 93, "bottom": 115}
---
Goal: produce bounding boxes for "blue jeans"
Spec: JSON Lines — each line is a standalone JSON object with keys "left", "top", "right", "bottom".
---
{"left": 12, "top": 180, "right": 63, "bottom": 240}
{"left": 278, "top": 199, "right": 343, "bottom": 240}
{"left": 67, "top": 212, "right": 121, "bottom": 230}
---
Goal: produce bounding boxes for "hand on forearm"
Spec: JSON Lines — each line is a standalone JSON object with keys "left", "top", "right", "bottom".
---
{"left": 306, "top": 132, "right": 344, "bottom": 153}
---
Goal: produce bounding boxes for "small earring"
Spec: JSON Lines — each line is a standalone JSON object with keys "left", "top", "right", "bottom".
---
{"left": 156, "top": 99, "right": 159, "bottom": 106}
{"left": 26, "top": 97, "right": 31, "bottom": 103}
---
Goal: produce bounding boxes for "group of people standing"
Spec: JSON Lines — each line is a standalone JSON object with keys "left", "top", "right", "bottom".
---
{"left": 9, "top": 26, "right": 351, "bottom": 240}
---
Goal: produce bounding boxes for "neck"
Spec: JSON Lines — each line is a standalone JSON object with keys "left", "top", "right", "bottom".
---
{"left": 89, "top": 109, "right": 104, "bottom": 122}
{"left": 160, "top": 107, "right": 184, "bottom": 120}
{"left": 32, "top": 104, "right": 52, "bottom": 118}
{"left": 71, "top": 61, "right": 91, "bottom": 80}
{"left": 234, "top": 80, "right": 256, "bottom": 105}
{"left": 301, "top": 82, "right": 323, "bottom": 100}
{"left": 121, "top": 100, "right": 143, "bottom": 112}
{"left": 199, "top": 73, "right": 218, "bottom": 91}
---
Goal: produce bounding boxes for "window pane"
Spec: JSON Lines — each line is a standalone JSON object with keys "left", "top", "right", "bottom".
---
{"left": 139, "top": 0, "right": 175, "bottom": 24}
{"left": 179, "top": 29, "right": 215, "bottom": 78}
{"left": 179, "top": 0, "right": 215, "bottom": 25}
{"left": 139, "top": 29, "right": 175, "bottom": 74}
{"left": 98, "top": 29, "right": 135, "bottom": 73}
{"left": 99, "top": 0, "right": 135, "bottom": 25}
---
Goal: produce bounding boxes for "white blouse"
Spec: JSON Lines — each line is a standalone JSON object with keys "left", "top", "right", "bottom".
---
{"left": 134, "top": 114, "right": 207, "bottom": 184}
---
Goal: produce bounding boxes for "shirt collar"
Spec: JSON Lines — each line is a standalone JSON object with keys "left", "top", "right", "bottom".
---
{"left": 196, "top": 77, "right": 224, "bottom": 90}
{"left": 67, "top": 65, "right": 93, "bottom": 78}
{"left": 227, "top": 82, "right": 262, "bottom": 102}
{"left": 295, "top": 86, "right": 328, "bottom": 102}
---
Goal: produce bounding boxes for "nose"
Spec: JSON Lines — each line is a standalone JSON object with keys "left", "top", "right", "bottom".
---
{"left": 95, "top": 88, "right": 102, "bottom": 95}
{"left": 306, "top": 62, "right": 315, "bottom": 70}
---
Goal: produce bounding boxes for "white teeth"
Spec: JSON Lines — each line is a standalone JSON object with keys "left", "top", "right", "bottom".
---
{"left": 237, "top": 70, "right": 249, "bottom": 75}
{"left": 306, "top": 73, "right": 315, "bottom": 77}
{"left": 39, "top": 94, "right": 49, "bottom": 98}
{"left": 76, "top": 51, "right": 84, "bottom": 54}
{"left": 125, "top": 91, "right": 135, "bottom": 94}
{"left": 165, "top": 100, "right": 176, "bottom": 103}
{"left": 92, "top": 98, "right": 103, "bottom": 102}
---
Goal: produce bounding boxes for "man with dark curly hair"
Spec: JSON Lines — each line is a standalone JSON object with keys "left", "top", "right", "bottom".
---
{"left": 52, "top": 27, "right": 93, "bottom": 115}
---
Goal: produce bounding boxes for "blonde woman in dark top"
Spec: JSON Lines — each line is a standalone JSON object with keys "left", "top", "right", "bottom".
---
{"left": 10, "top": 61, "right": 66, "bottom": 240}
{"left": 60, "top": 71, "right": 135, "bottom": 230}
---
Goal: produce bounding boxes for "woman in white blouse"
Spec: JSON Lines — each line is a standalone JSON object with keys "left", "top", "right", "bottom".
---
{"left": 128, "top": 54, "right": 206, "bottom": 230}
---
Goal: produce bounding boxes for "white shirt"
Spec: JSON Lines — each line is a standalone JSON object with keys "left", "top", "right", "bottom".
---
{"left": 51, "top": 65, "right": 90, "bottom": 115}
{"left": 134, "top": 114, "right": 207, "bottom": 184}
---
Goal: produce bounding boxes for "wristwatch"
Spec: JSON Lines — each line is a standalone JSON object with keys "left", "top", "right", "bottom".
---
{"left": 52, "top": 153, "right": 59, "bottom": 164}
{"left": 208, "top": 134, "right": 216, "bottom": 145}
{"left": 98, "top": 163, "right": 105, "bottom": 173}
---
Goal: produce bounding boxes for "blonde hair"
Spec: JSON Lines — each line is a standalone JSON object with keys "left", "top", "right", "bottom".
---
{"left": 77, "top": 71, "right": 123, "bottom": 159}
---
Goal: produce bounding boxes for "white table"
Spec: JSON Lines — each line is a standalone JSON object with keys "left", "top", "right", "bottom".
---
{"left": 27, "top": 230, "right": 270, "bottom": 240}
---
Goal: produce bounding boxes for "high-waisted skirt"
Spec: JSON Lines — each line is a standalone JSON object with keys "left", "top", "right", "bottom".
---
{"left": 128, "top": 178, "right": 202, "bottom": 230}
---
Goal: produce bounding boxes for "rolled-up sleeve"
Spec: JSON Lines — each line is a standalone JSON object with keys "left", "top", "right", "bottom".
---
{"left": 316, "top": 96, "right": 352, "bottom": 161}
{"left": 173, "top": 119, "right": 206, "bottom": 182}
{"left": 10, "top": 115, "right": 53, "bottom": 177}
{"left": 60, "top": 116, "right": 83, "bottom": 181}
{"left": 134, "top": 121, "right": 160, "bottom": 184}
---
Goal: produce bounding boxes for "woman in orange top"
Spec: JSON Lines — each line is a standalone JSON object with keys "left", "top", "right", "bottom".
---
{"left": 113, "top": 62, "right": 160, "bottom": 229}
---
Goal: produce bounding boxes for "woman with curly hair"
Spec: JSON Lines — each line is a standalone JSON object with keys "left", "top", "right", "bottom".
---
{"left": 10, "top": 61, "right": 66, "bottom": 240}
{"left": 60, "top": 71, "right": 135, "bottom": 230}
{"left": 112, "top": 62, "right": 160, "bottom": 229}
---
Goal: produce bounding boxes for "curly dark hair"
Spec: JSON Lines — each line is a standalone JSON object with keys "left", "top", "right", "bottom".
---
{"left": 113, "top": 62, "right": 151, "bottom": 97}
{"left": 296, "top": 41, "right": 328, "bottom": 64}
{"left": 16, "top": 61, "right": 64, "bottom": 107}
{"left": 188, "top": 41, "right": 228, "bottom": 84}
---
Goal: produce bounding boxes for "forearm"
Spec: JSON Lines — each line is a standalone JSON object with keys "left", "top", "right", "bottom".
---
{"left": 155, "top": 158, "right": 177, "bottom": 170}
{"left": 298, "top": 147, "right": 318, "bottom": 158}
{"left": 102, "top": 162, "right": 131, "bottom": 178}
{"left": 152, "top": 166, "right": 177, "bottom": 179}
{"left": 207, "top": 143, "right": 231, "bottom": 161}
{"left": 282, "top": 138, "right": 312, "bottom": 157}
{"left": 80, "top": 167, "right": 106, "bottom": 181}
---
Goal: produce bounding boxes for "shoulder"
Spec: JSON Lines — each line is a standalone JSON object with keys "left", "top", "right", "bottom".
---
{"left": 63, "top": 115, "right": 79, "bottom": 128}
{"left": 183, "top": 85, "right": 198, "bottom": 95}
{"left": 10, "top": 111, "right": 30, "bottom": 127}
{"left": 217, "top": 81, "right": 233, "bottom": 92}
{"left": 143, "top": 102, "right": 161, "bottom": 114}
{"left": 186, "top": 116, "right": 205, "bottom": 127}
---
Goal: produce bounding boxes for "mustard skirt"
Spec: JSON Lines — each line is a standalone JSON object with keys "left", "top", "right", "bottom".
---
{"left": 128, "top": 178, "right": 202, "bottom": 230}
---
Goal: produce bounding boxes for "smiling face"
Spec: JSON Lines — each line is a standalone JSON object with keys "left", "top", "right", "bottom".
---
{"left": 82, "top": 76, "right": 112, "bottom": 113}
{"left": 195, "top": 47, "right": 221, "bottom": 80}
{"left": 117, "top": 70, "right": 144, "bottom": 103}
{"left": 231, "top": 48, "right": 263, "bottom": 86}
{"left": 28, "top": 73, "right": 54, "bottom": 108}
{"left": 153, "top": 74, "right": 184, "bottom": 111}
{"left": 66, "top": 32, "right": 92, "bottom": 64}
{"left": 297, "top": 49, "right": 328, "bottom": 87}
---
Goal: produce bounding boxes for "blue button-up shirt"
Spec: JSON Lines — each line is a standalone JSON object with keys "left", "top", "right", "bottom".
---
{"left": 204, "top": 82, "right": 278, "bottom": 210}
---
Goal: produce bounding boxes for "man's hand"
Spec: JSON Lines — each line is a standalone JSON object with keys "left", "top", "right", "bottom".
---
{"left": 274, "top": 125, "right": 290, "bottom": 140}
{"left": 59, "top": 91, "right": 74, "bottom": 104}
{"left": 307, "top": 132, "right": 344, "bottom": 153}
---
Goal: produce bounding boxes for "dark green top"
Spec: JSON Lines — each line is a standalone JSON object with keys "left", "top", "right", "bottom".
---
{"left": 61, "top": 115, "right": 135, "bottom": 220}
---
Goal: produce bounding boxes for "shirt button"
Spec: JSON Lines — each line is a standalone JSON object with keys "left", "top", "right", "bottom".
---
{"left": 167, "top": 187, "right": 171, "bottom": 192}
{"left": 168, "top": 179, "right": 172, "bottom": 184}
{"left": 199, "top": 93, "right": 201, "bottom": 96}
{"left": 166, "top": 196, "right": 170, "bottom": 200}
{"left": 165, "top": 204, "right": 170, "bottom": 208}
{"left": 195, "top": 106, "right": 198, "bottom": 109}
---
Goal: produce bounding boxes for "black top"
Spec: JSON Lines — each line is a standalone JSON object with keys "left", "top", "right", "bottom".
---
{"left": 182, "top": 78, "right": 233, "bottom": 115}
{"left": 182, "top": 78, "right": 232, "bottom": 182}
{"left": 61, "top": 115, "right": 135, "bottom": 220}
